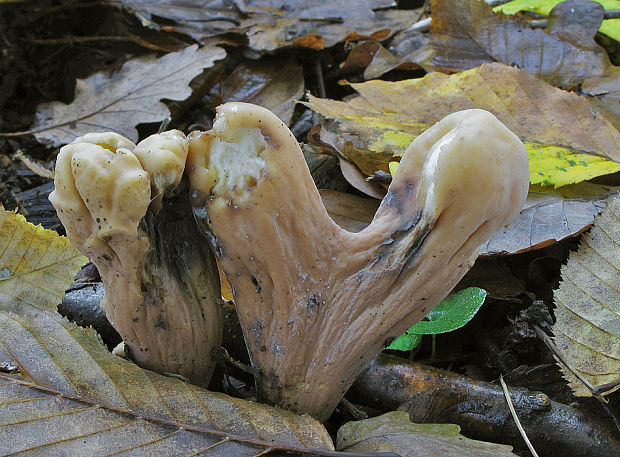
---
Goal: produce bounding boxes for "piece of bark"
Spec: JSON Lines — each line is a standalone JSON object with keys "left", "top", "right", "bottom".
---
{"left": 13, "top": 182, "right": 62, "bottom": 231}
{"left": 58, "top": 282, "right": 121, "bottom": 349}
{"left": 350, "top": 354, "right": 619, "bottom": 457}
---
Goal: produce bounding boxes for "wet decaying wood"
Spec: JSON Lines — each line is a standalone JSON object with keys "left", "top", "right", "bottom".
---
{"left": 349, "top": 353, "right": 620, "bottom": 457}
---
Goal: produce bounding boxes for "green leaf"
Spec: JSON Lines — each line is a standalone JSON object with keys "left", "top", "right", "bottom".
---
{"left": 495, "top": 0, "right": 620, "bottom": 42}
{"left": 387, "top": 288, "right": 487, "bottom": 351}
{"left": 415, "top": 288, "right": 487, "bottom": 334}
{"left": 387, "top": 331, "right": 423, "bottom": 352}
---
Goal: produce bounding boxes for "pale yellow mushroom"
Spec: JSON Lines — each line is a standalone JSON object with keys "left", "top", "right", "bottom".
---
{"left": 187, "top": 102, "right": 529, "bottom": 420}
{"left": 50, "top": 131, "right": 223, "bottom": 386}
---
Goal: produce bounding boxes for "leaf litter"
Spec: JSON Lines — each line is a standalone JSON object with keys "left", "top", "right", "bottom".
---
{"left": 1, "top": 0, "right": 619, "bottom": 454}
{"left": 429, "top": 0, "right": 612, "bottom": 88}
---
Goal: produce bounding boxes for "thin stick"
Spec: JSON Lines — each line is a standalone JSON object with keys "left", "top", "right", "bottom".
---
{"left": 534, "top": 325, "right": 620, "bottom": 432}
{"left": 29, "top": 36, "right": 135, "bottom": 45}
{"left": 314, "top": 58, "right": 327, "bottom": 100}
{"left": 499, "top": 375, "right": 540, "bottom": 457}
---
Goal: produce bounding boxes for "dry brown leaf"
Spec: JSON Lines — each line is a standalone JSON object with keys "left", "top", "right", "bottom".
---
{"left": 213, "top": 59, "right": 304, "bottom": 126}
{"left": 339, "top": 33, "right": 429, "bottom": 80}
{"left": 0, "top": 312, "right": 335, "bottom": 456}
{"left": 114, "top": 0, "right": 422, "bottom": 52}
{"left": 320, "top": 189, "right": 379, "bottom": 232}
{"left": 481, "top": 183, "right": 619, "bottom": 255}
{"left": 430, "top": 0, "right": 612, "bottom": 88}
{"left": 553, "top": 193, "right": 620, "bottom": 396}
{"left": 337, "top": 411, "right": 517, "bottom": 457}
{"left": 583, "top": 66, "right": 620, "bottom": 126}
{"left": 28, "top": 45, "right": 226, "bottom": 147}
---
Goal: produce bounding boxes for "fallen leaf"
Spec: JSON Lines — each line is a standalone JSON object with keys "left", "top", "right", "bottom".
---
{"left": 552, "top": 193, "right": 620, "bottom": 396}
{"left": 496, "top": 0, "right": 620, "bottom": 42}
{"left": 374, "top": 29, "right": 432, "bottom": 76}
{"left": 582, "top": 66, "right": 620, "bottom": 124}
{"left": 27, "top": 44, "right": 226, "bottom": 147}
{"left": 319, "top": 184, "right": 619, "bottom": 256}
{"left": 457, "top": 259, "right": 527, "bottom": 300}
{"left": 0, "top": 206, "right": 86, "bottom": 316}
{"left": 306, "top": 63, "right": 620, "bottom": 186}
{"left": 244, "top": 1, "right": 422, "bottom": 52}
{"left": 430, "top": 0, "right": 612, "bottom": 88}
{"left": 0, "top": 312, "right": 335, "bottom": 456}
{"left": 388, "top": 288, "right": 487, "bottom": 351}
{"left": 213, "top": 59, "right": 304, "bottom": 126}
{"left": 481, "top": 183, "right": 619, "bottom": 255}
{"left": 114, "top": 0, "right": 422, "bottom": 52}
{"left": 528, "top": 144, "right": 620, "bottom": 188}
{"left": 337, "top": 411, "right": 517, "bottom": 456}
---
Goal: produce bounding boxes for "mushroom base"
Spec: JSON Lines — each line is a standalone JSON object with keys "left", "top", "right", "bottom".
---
{"left": 113, "top": 179, "right": 223, "bottom": 385}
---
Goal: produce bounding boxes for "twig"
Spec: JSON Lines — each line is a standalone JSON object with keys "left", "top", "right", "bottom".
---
{"left": 14, "top": 149, "right": 55, "bottom": 179}
{"left": 218, "top": 347, "right": 255, "bottom": 375}
{"left": 314, "top": 58, "right": 327, "bottom": 99}
{"left": 338, "top": 398, "right": 368, "bottom": 421}
{"left": 500, "top": 375, "right": 540, "bottom": 457}
{"left": 351, "top": 353, "right": 620, "bottom": 457}
{"left": 534, "top": 325, "right": 620, "bottom": 432}
{"left": 593, "top": 377, "right": 620, "bottom": 396}
{"left": 29, "top": 35, "right": 136, "bottom": 45}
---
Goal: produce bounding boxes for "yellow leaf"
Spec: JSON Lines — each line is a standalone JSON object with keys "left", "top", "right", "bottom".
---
{"left": 0, "top": 206, "right": 87, "bottom": 314}
{"left": 307, "top": 63, "right": 620, "bottom": 188}
{"left": 528, "top": 144, "right": 620, "bottom": 188}
{"left": 388, "top": 161, "right": 399, "bottom": 177}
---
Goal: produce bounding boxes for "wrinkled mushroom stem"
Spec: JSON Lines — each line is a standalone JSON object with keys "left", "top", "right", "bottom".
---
{"left": 50, "top": 131, "right": 223, "bottom": 386}
{"left": 187, "top": 102, "right": 529, "bottom": 420}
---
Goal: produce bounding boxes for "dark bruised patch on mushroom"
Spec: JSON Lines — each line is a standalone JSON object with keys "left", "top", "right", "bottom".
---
{"left": 306, "top": 294, "right": 319, "bottom": 315}
{"left": 155, "top": 316, "right": 166, "bottom": 329}
{"left": 249, "top": 319, "right": 265, "bottom": 345}
{"left": 399, "top": 223, "right": 433, "bottom": 274}
{"left": 251, "top": 275, "right": 261, "bottom": 293}
{"left": 384, "top": 336, "right": 395, "bottom": 347}
{"left": 382, "top": 189, "right": 401, "bottom": 210}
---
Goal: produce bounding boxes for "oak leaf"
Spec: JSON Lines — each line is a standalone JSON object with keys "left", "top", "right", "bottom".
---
{"left": 28, "top": 45, "right": 226, "bottom": 147}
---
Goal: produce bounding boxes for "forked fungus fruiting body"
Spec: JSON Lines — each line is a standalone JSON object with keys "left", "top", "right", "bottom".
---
{"left": 50, "top": 131, "right": 223, "bottom": 386}
{"left": 187, "top": 102, "right": 529, "bottom": 421}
